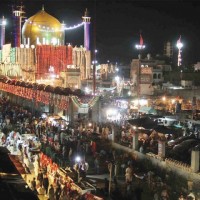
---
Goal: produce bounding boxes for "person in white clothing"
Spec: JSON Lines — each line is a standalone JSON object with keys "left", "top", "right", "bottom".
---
{"left": 125, "top": 165, "right": 132, "bottom": 183}
{"left": 23, "top": 154, "right": 30, "bottom": 169}
{"left": 33, "top": 159, "right": 39, "bottom": 178}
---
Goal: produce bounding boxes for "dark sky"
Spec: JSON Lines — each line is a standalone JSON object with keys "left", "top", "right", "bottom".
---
{"left": 1, "top": 0, "right": 200, "bottom": 65}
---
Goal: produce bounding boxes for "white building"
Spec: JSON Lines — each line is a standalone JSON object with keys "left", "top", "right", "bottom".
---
{"left": 130, "top": 55, "right": 172, "bottom": 96}
{"left": 193, "top": 62, "right": 200, "bottom": 71}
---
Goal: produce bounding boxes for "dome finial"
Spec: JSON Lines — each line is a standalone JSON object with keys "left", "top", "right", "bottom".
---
{"left": 42, "top": 4, "right": 44, "bottom": 11}
{"left": 84, "top": 8, "right": 89, "bottom": 17}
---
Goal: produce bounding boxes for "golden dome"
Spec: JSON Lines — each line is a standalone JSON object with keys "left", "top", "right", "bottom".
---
{"left": 22, "top": 8, "right": 65, "bottom": 45}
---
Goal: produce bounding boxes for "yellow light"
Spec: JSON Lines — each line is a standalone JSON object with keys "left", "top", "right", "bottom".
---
{"left": 140, "top": 99, "right": 147, "bottom": 106}
{"left": 162, "top": 96, "right": 166, "bottom": 101}
{"left": 171, "top": 99, "right": 175, "bottom": 104}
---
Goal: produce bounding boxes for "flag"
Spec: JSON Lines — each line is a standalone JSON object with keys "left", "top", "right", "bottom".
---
{"left": 140, "top": 34, "right": 144, "bottom": 46}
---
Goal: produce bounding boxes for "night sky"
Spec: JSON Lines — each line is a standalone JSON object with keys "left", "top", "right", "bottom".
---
{"left": 1, "top": 0, "right": 200, "bottom": 65}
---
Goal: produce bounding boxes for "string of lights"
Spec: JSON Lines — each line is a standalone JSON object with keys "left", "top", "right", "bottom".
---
{"left": 64, "top": 22, "right": 84, "bottom": 30}
{"left": 25, "top": 20, "right": 84, "bottom": 32}
{"left": 71, "top": 96, "right": 99, "bottom": 108}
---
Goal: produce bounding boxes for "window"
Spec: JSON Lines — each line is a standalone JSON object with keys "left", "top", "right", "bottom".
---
{"left": 153, "top": 73, "right": 157, "bottom": 79}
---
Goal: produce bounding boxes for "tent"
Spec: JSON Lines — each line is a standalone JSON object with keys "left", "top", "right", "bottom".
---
{"left": 9, "top": 155, "right": 30, "bottom": 174}
{"left": 127, "top": 117, "right": 158, "bottom": 129}
{"left": 153, "top": 125, "right": 177, "bottom": 135}
{"left": 98, "top": 86, "right": 116, "bottom": 91}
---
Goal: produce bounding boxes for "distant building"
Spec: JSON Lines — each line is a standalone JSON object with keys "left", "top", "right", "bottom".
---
{"left": 130, "top": 54, "right": 172, "bottom": 96}
{"left": 193, "top": 62, "right": 200, "bottom": 71}
{"left": 164, "top": 41, "right": 173, "bottom": 59}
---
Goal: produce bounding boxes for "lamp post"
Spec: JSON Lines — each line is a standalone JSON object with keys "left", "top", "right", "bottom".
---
{"left": 180, "top": 70, "right": 183, "bottom": 81}
{"left": 135, "top": 33, "right": 145, "bottom": 112}
{"left": 108, "top": 162, "right": 113, "bottom": 197}
{"left": 32, "top": 83, "right": 37, "bottom": 116}
{"left": 75, "top": 156, "right": 81, "bottom": 183}
{"left": 115, "top": 76, "right": 120, "bottom": 96}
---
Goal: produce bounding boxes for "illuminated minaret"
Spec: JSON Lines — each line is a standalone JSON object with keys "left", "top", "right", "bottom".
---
{"left": 135, "top": 33, "right": 146, "bottom": 111}
{"left": 176, "top": 35, "right": 183, "bottom": 66}
{"left": 82, "top": 8, "right": 91, "bottom": 50}
{"left": 0, "top": 16, "right": 6, "bottom": 49}
{"left": 12, "top": 4, "right": 25, "bottom": 47}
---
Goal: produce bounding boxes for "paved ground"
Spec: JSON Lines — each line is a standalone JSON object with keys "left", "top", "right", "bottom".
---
{"left": 86, "top": 173, "right": 153, "bottom": 200}
{"left": 22, "top": 162, "right": 47, "bottom": 200}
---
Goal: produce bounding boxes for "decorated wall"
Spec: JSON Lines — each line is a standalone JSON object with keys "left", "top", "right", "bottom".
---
{"left": 0, "top": 44, "right": 91, "bottom": 87}
{"left": 0, "top": 80, "right": 99, "bottom": 112}
{"left": 35, "top": 45, "right": 70, "bottom": 79}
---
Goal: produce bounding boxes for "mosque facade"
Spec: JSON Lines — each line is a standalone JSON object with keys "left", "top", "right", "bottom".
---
{"left": 0, "top": 5, "right": 91, "bottom": 89}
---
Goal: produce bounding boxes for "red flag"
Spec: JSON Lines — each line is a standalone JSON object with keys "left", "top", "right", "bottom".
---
{"left": 140, "top": 34, "right": 144, "bottom": 46}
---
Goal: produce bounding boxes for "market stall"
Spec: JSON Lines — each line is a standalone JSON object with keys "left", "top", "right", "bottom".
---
{"left": 39, "top": 153, "right": 101, "bottom": 199}
{"left": 47, "top": 115, "right": 69, "bottom": 129}
{"left": 57, "top": 167, "right": 96, "bottom": 195}
{"left": 6, "top": 132, "right": 41, "bottom": 156}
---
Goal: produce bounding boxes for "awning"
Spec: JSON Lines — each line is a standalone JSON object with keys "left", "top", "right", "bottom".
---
{"left": 9, "top": 155, "right": 30, "bottom": 174}
{"left": 99, "top": 86, "right": 116, "bottom": 91}
{"left": 0, "top": 147, "right": 19, "bottom": 174}
{"left": 153, "top": 125, "right": 179, "bottom": 135}
{"left": 139, "top": 106, "right": 157, "bottom": 115}
{"left": 127, "top": 117, "right": 158, "bottom": 129}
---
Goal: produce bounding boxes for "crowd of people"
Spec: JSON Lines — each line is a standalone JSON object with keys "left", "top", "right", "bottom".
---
{"left": 0, "top": 94, "right": 197, "bottom": 200}
{"left": 0, "top": 96, "right": 104, "bottom": 200}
